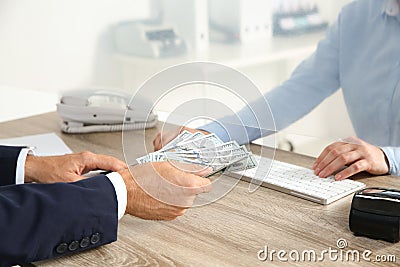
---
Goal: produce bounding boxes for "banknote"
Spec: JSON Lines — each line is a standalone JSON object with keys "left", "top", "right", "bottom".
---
{"left": 164, "top": 150, "right": 248, "bottom": 166}
{"left": 135, "top": 131, "right": 258, "bottom": 174}
{"left": 175, "top": 132, "right": 205, "bottom": 145}
{"left": 163, "top": 145, "right": 248, "bottom": 161}
{"left": 172, "top": 133, "right": 224, "bottom": 151}
{"left": 226, "top": 153, "right": 257, "bottom": 171}
{"left": 167, "top": 141, "right": 241, "bottom": 156}
{"left": 159, "top": 130, "right": 194, "bottom": 152}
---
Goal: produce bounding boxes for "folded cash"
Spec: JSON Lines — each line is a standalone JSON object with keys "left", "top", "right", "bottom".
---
{"left": 159, "top": 130, "right": 193, "bottom": 152}
{"left": 175, "top": 133, "right": 224, "bottom": 151}
{"left": 136, "top": 131, "right": 258, "bottom": 175}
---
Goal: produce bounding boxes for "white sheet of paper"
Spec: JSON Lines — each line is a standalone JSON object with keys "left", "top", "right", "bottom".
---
{"left": 0, "top": 133, "right": 72, "bottom": 156}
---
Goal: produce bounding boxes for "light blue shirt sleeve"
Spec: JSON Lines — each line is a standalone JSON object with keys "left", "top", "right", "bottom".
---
{"left": 201, "top": 13, "right": 342, "bottom": 144}
{"left": 200, "top": 1, "right": 400, "bottom": 176}
{"left": 199, "top": 96, "right": 275, "bottom": 144}
{"left": 380, "top": 147, "right": 400, "bottom": 176}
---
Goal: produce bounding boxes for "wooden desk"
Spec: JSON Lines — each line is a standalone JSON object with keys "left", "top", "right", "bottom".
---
{"left": 1, "top": 113, "right": 399, "bottom": 266}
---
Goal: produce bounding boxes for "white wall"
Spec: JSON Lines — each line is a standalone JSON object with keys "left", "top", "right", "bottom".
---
{"left": 0, "top": 0, "right": 351, "bottom": 95}
{"left": 0, "top": 0, "right": 150, "bottom": 92}
{"left": 319, "top": 0, "right": 352, "bottom": 23}
{"left": 0, "top": 0, "right": 355, "bottom": 146}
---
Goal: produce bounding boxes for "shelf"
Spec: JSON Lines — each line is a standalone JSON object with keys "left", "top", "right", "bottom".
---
{"left": 114, "top": 32, "right": 324, "bottom": 69}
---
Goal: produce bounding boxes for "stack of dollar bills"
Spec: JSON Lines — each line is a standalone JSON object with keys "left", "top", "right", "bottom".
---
{"left": 136, "top": 130, "right": 258, "bottom": 176}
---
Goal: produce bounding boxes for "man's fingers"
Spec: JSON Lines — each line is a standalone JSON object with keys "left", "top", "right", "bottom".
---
{"left": 167, "top": 166, "right": 212, "bottom": 194}
{"left": 131, "top": 163, "right": 212, "bottom": 207}
{"left": 334, "top": 159, "right": 369, "bottom": 180}
{"left": 183, "top": 175, "right": 212, "bottom": 195}
{"left": 188, "top": 172, "right": 212, "bottom": 193}
{"left": 171, "top": 162, "right": 213, "bottom": 177}
{"left": 84, "top": 153, "right": 127, "bottom": 172}
{"left": 172, "top": 169, "right": 212, "bottom": 189}
{"left": 199, "top": 179, "right": 212, "bottom": 193}
{"left": 193, "top": 175, "right": 212, "bottom": 188}
{"left": 65, "top": 173, "right": 85, "bottom": 183}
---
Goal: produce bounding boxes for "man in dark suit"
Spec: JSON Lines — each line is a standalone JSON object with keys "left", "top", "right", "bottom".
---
{"left": 0, "top": 145, "right": 211, "bottom": 266}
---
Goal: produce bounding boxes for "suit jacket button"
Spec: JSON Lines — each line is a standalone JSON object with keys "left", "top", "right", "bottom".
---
{"left": 80, "top": 237, "right": 90, "bottom": 248}
{"left": 68, "top": 241, "right": 80, "bottom": 251}
{"left": 56, "top": 243, "right": 68, "bottom": 254}
{"left": 90, "top": 233, "right": 101, "bottom": 244}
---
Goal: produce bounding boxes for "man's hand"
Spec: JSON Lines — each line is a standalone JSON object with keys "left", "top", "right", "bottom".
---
{"left": 313, "top": 137, "right": 389, "bottom": 180}
{"left": 153, "top": 126, "right": 209, "bottom": 151}
{"left": 25, "top": 151, "right": 127, "bottom": 183}
{"left": 119, "top": 162, "right": 212, "bottom": 220}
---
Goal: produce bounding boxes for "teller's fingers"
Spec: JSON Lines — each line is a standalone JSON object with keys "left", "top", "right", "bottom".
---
{"left": 153, "top": 133, "right": 162, "bottom": 151}
{"left": 334, "top": 159, "right": 369, "bottom": 180}
{"left": 317, "top": 150, "right": 362, "bottom": 178}
{"left": 313, "top": 142, "right": 344, "bottom": 169}
{"left": 314, "top": 143, "right": 356, "bottom": 175}
{"left": 153, "top": 132, "right": 159, "bottom": 147}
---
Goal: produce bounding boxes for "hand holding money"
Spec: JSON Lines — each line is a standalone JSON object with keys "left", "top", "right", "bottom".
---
{"left": 145, "top": 129, "right": 258, "bottom": 177}
{"left": 153, "top": 126, "right": 209, "bottom": 151}
{"left": 119, "top": 162, "right": 212, "bottom": 220}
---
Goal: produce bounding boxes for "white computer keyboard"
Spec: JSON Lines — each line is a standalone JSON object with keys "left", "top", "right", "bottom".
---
{"left": 228, "top": 155, "right": 365, "bottom": 204}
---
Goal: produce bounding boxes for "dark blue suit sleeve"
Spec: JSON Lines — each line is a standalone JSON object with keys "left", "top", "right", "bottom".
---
{"left": 0, "top": 175, "right": 118, "bottom": 266}
{"left": 0, "top": 145, "right": 25, "bottom": 186}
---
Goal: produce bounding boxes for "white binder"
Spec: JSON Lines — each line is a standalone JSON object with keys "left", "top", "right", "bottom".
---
{"left": 209, "top": 0, "right": 273, "bottom": 43}
{"left": 162, "top": 0, "right": 209, "bottom": 51}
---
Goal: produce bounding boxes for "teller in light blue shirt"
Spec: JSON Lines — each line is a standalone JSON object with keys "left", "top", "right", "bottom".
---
{"left": 198, "top": 0, "right": 400, "bottom": 180}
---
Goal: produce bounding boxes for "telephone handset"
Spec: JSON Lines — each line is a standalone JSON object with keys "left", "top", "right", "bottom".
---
{"left": 57, "top": 89, "right": 158, "bottom": 133}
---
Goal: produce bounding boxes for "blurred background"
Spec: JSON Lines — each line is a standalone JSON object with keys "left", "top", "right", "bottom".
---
{"left": 0, "top": 0, "right": 354, "bottom": 156}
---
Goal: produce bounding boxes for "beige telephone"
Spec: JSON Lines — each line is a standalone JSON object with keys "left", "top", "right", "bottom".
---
{"left": 57, "top": 89, "right": 158, "bottom": 133}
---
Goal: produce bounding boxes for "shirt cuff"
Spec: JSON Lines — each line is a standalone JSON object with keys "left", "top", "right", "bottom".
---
{"left": 106, "top": 172, "right": 127, "bottom": 220}
{"left": 15, "top": 148, "right": 34, "bottom": 185}
{"left": 380, "top": 147, "right": 400, "bottom": 176}
{"left": 199, "top": 122, "right": 268, "bottom": 145}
